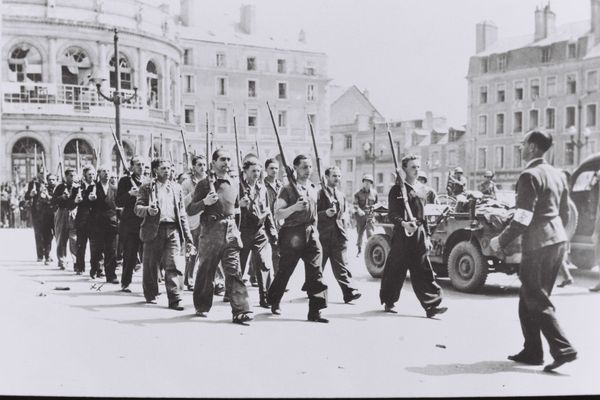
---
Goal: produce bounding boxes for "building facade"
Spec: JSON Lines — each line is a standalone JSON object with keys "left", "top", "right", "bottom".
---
{"left": 467, "top": 1, "right": 600, "bottom": 189}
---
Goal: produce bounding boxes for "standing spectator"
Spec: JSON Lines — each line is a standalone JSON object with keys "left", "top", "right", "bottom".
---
{"left": 479, "top": 170, "right": 497, "bottom": 199}
{"left": 446, "top": 167, "right": 467, "bottom": 197}
{"left": 353, "top": 174, "right": 378, "bottom": 257}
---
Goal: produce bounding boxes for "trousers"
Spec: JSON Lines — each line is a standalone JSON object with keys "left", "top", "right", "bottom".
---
{"left": 54, "top": 208, "right": 77, "bottom": 268}
{"left": 74, "top": 225, "right": 90, "bottom": 273}
{"left": 240, "top": 227, "right": 273, "bottom": 302}
{"left": 320, "top": 233, "right": 356, "bottom": 301}
{"left": 355, "top": 214, "right": 374, "bottom": 249}
{"left": 90, "top": 225, "right": 117, "bottom": 281}
{"left": 518, "top": 242, "right": 576, "bottom": 360}
{"left": 120, "top": 230, "right": 142, "bottom": 288}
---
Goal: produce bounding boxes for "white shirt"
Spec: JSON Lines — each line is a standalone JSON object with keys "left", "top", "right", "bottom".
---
{"left": 156, "top": 181, "right": 176, "bottom": 223}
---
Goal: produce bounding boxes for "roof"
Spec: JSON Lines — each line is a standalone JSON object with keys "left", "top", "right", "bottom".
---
{"left": 328, "top": 85, "right": 348, "bottom": 105}
{"left": 477, "top": 20, "right": 589, "bottom": 56}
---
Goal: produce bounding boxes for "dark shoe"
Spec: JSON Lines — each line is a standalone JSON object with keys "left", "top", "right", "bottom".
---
{"left": 185, "top": 285, "right": 194, "bottom": 292}
{"left": 195, "top": 310, "right": 207, "bottom": 317}
{"left": 307, "top": 311, "right": 329, "bottom": 323}
{"left": 37, "top": 258, "right": 43, "bottom": 262}
{"left": 250, "top": 276, "right": 259, "bottom": 288}
{"left": 96, "top": 272, "right": 105, "bottom": 278}
{"left": 145, "top": 298, "right": 157, "bottom": 304}
{"left": 344, "top": 292, "right": 362, "bottom": 304}
{"left": 121, "top": 286, "right": 131, "bottom": 293}
{"left": 214, "top": 284, "right": 225, "bottom": 296}
{"left": 134, "top": 263, "right": 142, "bottom": 272}
{"left": 75, "top": 271, "right": 82, "bottom": 276}
{"left": 44, "top": 260, "right": 49, "bottom": 266}
{"left": 271, "top": 305, "right": 281, "bottom": 315}
{"left": 259, "top": 299, "right": 270, "bottom": 309}
{"left": 426, "top": 306, "right": 448, "bottom": 318}
{"left": 557, "top": 279, "right": 573, "bottom": 288}
{"left": 58, "top": 265, "right": 65, "bottom": 270}
{"left": 89, "top": 271, "right": 96, "bottom": 279}
{"left": 356, "top": 246, "right": 361, "bottom": 257}
{"left": 544, "top": 352, "right": 577, "bottom": 372}
{"left": 384, "top": 303, "right": 397, "bottom": 313}
{"left": 223, "top": 295, "right": 230, "bottom": 303}
{"left": 107, "top": 278, "right": 119, "bottom": 284}
{"left": 589, "top": 284, "right": 600, "bottom": 292}
{"left": 507, "top": 351, "right": 544, "bottom": 366}
{"left": 168, "top": 303, "right": 184, "bottom": 311}
{"left": 232, "top": 312, "right": 253, "bottom": 326}
{"left": 300, "top": 282, "right": 307, "bottom": 292}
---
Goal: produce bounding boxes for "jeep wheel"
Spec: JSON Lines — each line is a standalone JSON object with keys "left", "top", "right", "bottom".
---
{"left": 447, "top": 241, "right": 487, "bottom": 293}
{"left": 364, "top": 234, "right": 390, "bottom": 278}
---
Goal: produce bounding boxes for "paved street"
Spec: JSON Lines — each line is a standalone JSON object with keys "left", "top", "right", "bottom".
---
{"left": 0, "top": 228, "right": 599, "bottom": 397}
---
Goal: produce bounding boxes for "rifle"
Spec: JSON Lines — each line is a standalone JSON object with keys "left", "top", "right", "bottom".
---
{"left": 233, "top": 115, "right": 251, "bottom": 216}
{"left": 41, "top": 151, "right": 47, "bottom": 179}
{"left": 149, "top": 132, "right": 154, "bottom": 159}
{"left": 267, "top": 102, "right": 301, "bottom": 198}
{"left": 387, "top": 125, "right": 416, "bottom": 237}
{"left": 308, "top": 115, "right": 337, "bottom": 211}
{"left": 180, "top": 128, "right": 191, "bottom": 171}
{"left": 56, "top": 144, "right": 64, "bottom": 181}
{"left": 110, "top": 125, "right": 130, "bottom": 175}
{"left": 159, "top": 132, "right": 164, "bottom": 158}
{"left": 33, "top": 144, "right": 38, "bottom": 181}
{"left": 205, "top": 112, "right": 210, "bottom": 158}
{"left": 75, "top": 140, "right": 81, "bottom": 176}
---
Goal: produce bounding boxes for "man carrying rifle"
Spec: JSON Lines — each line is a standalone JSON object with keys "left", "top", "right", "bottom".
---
{"left": 72, "top": 166, "right": 97, "bottom": 276}
{"left": 353, "top": 174, "right": 378, "bottom": 257}
{"left": 267, "top": 154, "right": 329, "bottom": 323}
{"left": 380, "top": 155, "right": 447, "bottom": 318}
{"left": 264, "top": 158, "right": 283, "bottom": 275}
{"left": 188, "top": 149, "right": 253, "bottom": 325}
{"left": 52, "top": 167, "right": 78, "bottom": 270}
{"left": 25, "top": 167, "right": 48, "bottom": 262}
{"left": 317, "top": 166, "right": 361, "bottom": 304}
{"left": 239, "top": 158, "right": 278, "bottom": 308}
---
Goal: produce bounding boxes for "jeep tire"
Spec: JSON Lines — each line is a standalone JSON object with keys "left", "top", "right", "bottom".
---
{"left": 447, "top": 241, "right": 487, "bottom": 293}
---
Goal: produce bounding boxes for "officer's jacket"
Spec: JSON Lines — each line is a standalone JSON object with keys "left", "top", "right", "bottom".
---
{"left": 317, "top": 186, "right": 348, "bottom": 241}
{"left": 498, "top": 158, "right": 569, "bottom": 252}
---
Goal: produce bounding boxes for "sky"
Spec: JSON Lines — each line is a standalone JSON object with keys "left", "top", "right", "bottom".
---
{"left": 183, "top": 0, "right": 591, "bottom": 126}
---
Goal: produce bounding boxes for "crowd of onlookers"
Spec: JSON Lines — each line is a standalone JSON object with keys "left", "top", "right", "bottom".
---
{"left": 0, "top": 181, "right": 33, "bottom": 228}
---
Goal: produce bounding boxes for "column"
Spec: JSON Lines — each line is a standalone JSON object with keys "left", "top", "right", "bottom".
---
{"left": 47, "top": 38, "right": 57, "bottom": 84}
{"left": 137, "top": 48, "right": 146, "bottom": 108}
{"left": 162, "top": 55, "right": 170, "bottom": 115}
{"left": 49, "top": 132, "right": 59, "bottom": 176}
{"left": 98, "top": 43, "right": 109, "bottom": 89}
{"left": 100, "top": 132, "right": 113, "bottom": 168}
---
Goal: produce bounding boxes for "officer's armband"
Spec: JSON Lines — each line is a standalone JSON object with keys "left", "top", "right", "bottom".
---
{"left": 513, "top": 208, "right": 533, "bottom": 226}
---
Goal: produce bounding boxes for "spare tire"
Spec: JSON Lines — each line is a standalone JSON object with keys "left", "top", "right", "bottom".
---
{"left": 566, "top": 197, "right": 578, "bottom": 240}
{"left": 364, "top": 234, "right": 390, "bottom": 278}
{"left": 447, "top": 241, "right": 487, "bottom": 293}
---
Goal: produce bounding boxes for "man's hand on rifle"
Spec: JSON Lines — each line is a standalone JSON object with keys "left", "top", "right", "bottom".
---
{"left": 292, "top": 197, "right": 308, "bottom": 212}
{"left": 148, "top": 203, "right": 159, "bottom": 216}
{"left": 239, "top": 195, "right": 250, "bottom": 208}
{"left": 186, "top": 242, "right": 197, "bottom": 257}
{"left": 128, "top": 187, "right": 139, "bottom": 197}
{"left": 356, "top": 208, "right": 365, "bottom": 217}
{"left": 203, "top": 191, "right": 219, "bottom": 206}
{"left": 325, "top": 207, "right": 336, "bottom": 217}
{"left": 402, "top": 220, "right": 418, "bottom": 235}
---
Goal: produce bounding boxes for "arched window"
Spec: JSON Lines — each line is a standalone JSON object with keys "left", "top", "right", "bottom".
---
{"left": 60, "top": 47, "right": 92, "bottom": 85}
{"left": 146, "top": 61, "right": 160, "bottom": 108}
{"left": 169, "top": 65, "right": 176, "bottom": 111}
{"left": 110, "top": 54, "right": 133, "bottom": 90}
{"left": 111, "top": 141, "right": 134, "bottom": 172}
{"left": 11, "top": 137, "right": 45, "bottom": 182}
{"left": 8, "top": 44, "right": 42, "bottom": 82}
{"left": 63, "top": 139, "right": 95, "bottom": 171}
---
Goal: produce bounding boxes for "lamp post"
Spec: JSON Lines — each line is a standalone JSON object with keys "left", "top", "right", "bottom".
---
{"left": 93, "top": 28, "right": 137, "bottom": 175}
{"left": 565, "top": 98, "right": 591, "bottom": 166}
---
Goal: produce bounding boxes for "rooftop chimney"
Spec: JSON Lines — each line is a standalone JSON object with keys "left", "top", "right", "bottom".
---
{"left": 475, "top": 20, "right": 498, "bottom": 53}
{"left": 180, "top": 0, "right": 201, "bottom": 27}
{"left": 592, "top": 0, "right": 600, "bottom": 44}
{"left": 298, "top": 29, "right": 306, "bottom": 43}
{"left": 534, "top": 4, "right": 556, "bottom": 41}
{"left": 424, "top": 111, "right": 434, "bottom": 130}
{"left": 240, "top": 4, "right": 256, "bottom": 34}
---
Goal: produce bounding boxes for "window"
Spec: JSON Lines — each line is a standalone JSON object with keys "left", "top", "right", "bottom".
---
{"left": 481, "top": 58, "right": 488, "bottom": 73}
{"left": 513, "top": 145, "right": 522, "bottom": 168}
{"left": 495, "top": 146, "right": 505, "bottom": 169}
{"left": 216, "top": 108, "right": 228, "bottom": 134}
{"left": 216, "top": 52, "right": 226, "bottom": 67}
{"left": 529, "top": 109, "right": 539, "bottom": 130}
{"left": 429, "top": 151, "right": 440, "bottom": 168}
{"left": 305, "top": 61, "right": 316, "bottom": 76}
{"left": 146, "top": 61, "right": 159, "bottom": 108}
{"left": 587, "top": 70, "right": 598, "bottom": 91}
{"left": 530, "top": 78, "right": 540, "bottom": 99}
{"left": 568, "top": 43, "right": 577, "bottom": 59}
{"left": 307, "top": 84, "right": 316, "bottom": 101}
{"left": 184, "top": 75, "right": 194, "bottom": 93}
{"left": 346, "top": 159, "right": 354, "bottom": 172}
{"left": 277, "top": 59, "right": 286, "bottom": 73}
{"left": 278, "top": 82, "right": 287, "bottom": 99}
{"left": 109, "top": 54, "right": 132, "bottom": 89}
{"left": 216, "top": 77, "right": 227, "bottom": 96}
{"left": 278, "top": 110, "right": 287, "bottom": 128}
{"left": 344, "top": 135, "right": 353, "bottom": 149}
{"left": 478, "top": 115, "right": 487, "bottom": 135}
{"left": 587, "top": 104, "right": 597, "bottom": 127}
{"left": 59, "top": 47, "right": 91, "bottom": 85}
{"left": 496, "top": 113, "right": 505, "bottom": 134}
{"left": 247, "top": 108, "right": 258, "bottom": 128}
{"left": 183, "top": 49, "right": 192, "bottom": 65}
{"left": 546, "top": 108, "right": 556, "bottom": 129}
{"left": 184, "top": 107, "right": 195, "bottom": 125}
{"left": 496, "top": 83, "right": 506, "bottom": 102}
{"left": 565, "top": 142, "right": 575, "bottom": 165}
{"left": 447, "top": 149, "right": 458, "bottom": 166}
{"left": 546, "top": 76, "right": 557, "bottom": 97}
{"left": 566, "top": 106, "right": 576, "bottom": 128}
{"left": 248, "top": 80, "right": 257, "bottom": 98}
{"left": 335, "top": 160, "right": 342, "bottom": 169}
{"left": 514, "top": 81, "right": 524, "bottom": 100}
{"left": 478, "top": 147, "right": 487, "bottom": 169}
{"left": 247, "top": 57, "right": 256, "bottom": 71}
{"left": 567, "top": 74, "right": 577, "bottom": 94}
{"left": 479, "top": 86, "right": 488, "bottom": 104}
{"left": 498, "top": 54, "right": 507, "bottom": 71}
{"left": 542, "top": 46, "right": 551, "bottom": 63}
{"left": 513, "top": 111, "right": 523, "bottom": 133}
{"left": 8, "top": 44, "right": 43, "bottom": 83}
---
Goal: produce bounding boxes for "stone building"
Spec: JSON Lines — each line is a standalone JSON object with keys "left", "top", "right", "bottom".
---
{"left": 467, "top": 1, "right": 600, "bottom": 189}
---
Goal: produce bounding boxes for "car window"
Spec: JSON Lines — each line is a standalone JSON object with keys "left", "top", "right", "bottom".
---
{"left": 573, "top": 170, "right": 598, "bottom": 192}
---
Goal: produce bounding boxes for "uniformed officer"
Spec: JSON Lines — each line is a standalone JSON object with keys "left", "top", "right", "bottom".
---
{"left": 379, "top": 155, "right": 447, "bottom": 318}
{"left": 267, "top": 154, "right": 329, "bottom": 323}
{"left": 446, "top": 167, "right": 467, "bottom": 197}
{"left": 317, "top": 166, "right": 361, "bottom": 303}
{"left": 490, "top": 130, "right": 577, "bottom": 372}
{"left": 353, "top": 174, "right": 378, "bottom": 257}
{"left": 479, "top": 170, "right": 497, "bottom": 199}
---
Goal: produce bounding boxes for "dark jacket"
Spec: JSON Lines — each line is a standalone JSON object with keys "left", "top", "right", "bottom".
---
{"left": 498, "top": 158, "right": 569, "bottom": 252}
{"left": 90, "top": 181, "right": 118, "bottom": 231}
{"left": 115, "top": 174, "right": 143, "bottom": 234}
{"left": 71, "top": 182, "right": 95, "bottom": 229}
{"left": 51, "top": 183, "right": 76, "bottom": 210}
{"left": 317, "top": 186, "right": 348, "bottom": 242}
{"left": 239, "top": 180, "right": 277, "bottom": 239}
{"left": 388, "top": 181, "right": 431, "bottom": 237}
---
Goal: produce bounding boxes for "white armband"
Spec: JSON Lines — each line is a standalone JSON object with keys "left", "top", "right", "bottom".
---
{"left": 513, "top": 208, "right": 533, "bottom": 226}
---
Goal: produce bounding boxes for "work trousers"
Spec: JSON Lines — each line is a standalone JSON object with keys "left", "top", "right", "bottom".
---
{"left": 193, "top": 219, "right": 250, "bottom": 316}
{"left": 356, "top": 215, "right": 374, "bottom": 249}
{"left": 54, "top": 208, "right": 77, "bottom": 268}
{"left": 31, "top": 213, "right": 44, "bottom": 260}
{"left": 379, "top": 228, "right": 442, "bottom": 310}
{"left": 74, "top": 225, "right": 90, "bottom": 273}
{"left": 142, "top": 223, "right": 183, "bottom": 306}
{"left": 320, "top": 233, "right": 357, "bottom": 301}
{"left": 267, "top": 225, "right": 327, "bottom": 313}
{"left": 240, "top": 227, "right": 273, "bottom": 302}
{"left": 184, "top": 227, "right": 200, "bottom": 288}
{"left": 90, "top": 225, "right": 117, "bottom": 281}
{"left": 518, "top": 242, "right": 576, "bottom": 360}
{"left": 120, "top": 230, "right": 142, "bottom": 288}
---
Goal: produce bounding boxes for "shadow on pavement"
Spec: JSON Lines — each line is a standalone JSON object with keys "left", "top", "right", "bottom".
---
{"left": 112, "top": 313, "right": 233, "bottom": 327}
{"left": 324, "top": 309, "right": 427, "bottom": 321}
{"left": 406, "top": 360, "right": 568, "bottom": 376}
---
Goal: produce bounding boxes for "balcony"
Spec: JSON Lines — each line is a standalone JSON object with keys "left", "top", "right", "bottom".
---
{"left": 2, "top": 82, "right": 175, "bottom": 123}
